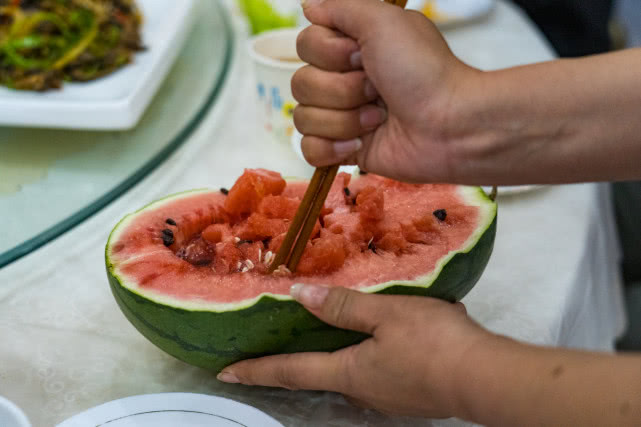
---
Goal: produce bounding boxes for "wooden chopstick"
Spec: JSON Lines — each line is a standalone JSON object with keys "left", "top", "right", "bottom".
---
{"left": 268, "top": 167, "right": 324, "bottom": 271}
{"left": 268, "top": 0, "right": 404, "bottom": 274}
{"left": 284, "top": 165, "right": 339, "bottom": 272}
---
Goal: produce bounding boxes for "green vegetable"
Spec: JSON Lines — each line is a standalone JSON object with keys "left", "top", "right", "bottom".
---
{"left": 0, "top": 0, "right": 144, "bottom": 91}
{"left": 237, "top": 0, "right": 297, "bottom": 34}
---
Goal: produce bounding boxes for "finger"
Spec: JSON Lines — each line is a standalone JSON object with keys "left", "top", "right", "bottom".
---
{"left": 290, "top": 284, "right": 388, "bottom": 335}
{"left": 294, "top": 104, "right": 386, "bottom": 140}
{"left": 300, "top": 129, "right": 376, "bottom": 167}
{"left": 300, "top": 135, "right": 362, "bottom": 166}
{"left": 303, "top": 0, "right": 404, "bottom": 42}
{"left": 292, "top": 67, "right": 378, "bottom": 109}
{"left": 296, "top": 24, "right": 360, "bottom": 72}
{"left": 217, "top": 351, "right": 348, "bottom": 392}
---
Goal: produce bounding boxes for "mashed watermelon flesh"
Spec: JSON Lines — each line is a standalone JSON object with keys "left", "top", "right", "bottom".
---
{"left": 109, "top": 169, "right": 481, "bottom": 304}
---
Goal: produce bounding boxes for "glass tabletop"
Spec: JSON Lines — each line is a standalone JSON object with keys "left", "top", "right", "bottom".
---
{"left": 0, "top": 0, "right": 234, "bottom": 268}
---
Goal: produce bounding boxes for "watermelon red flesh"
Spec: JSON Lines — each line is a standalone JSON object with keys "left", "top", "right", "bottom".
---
{"left": 108, "top": 171, "right": 484, "bottom": 307}
{"left": 106, "top": 169, "right": 496, "bottom": 372}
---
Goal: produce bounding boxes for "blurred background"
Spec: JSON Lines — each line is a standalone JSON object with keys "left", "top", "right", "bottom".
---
{"left": 611, "top": 0, "right": 641, "bottom": 350}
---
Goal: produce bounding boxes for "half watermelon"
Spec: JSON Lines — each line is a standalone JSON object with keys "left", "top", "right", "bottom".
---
{"left": 106, "top": 169, "right": 497, "bottom": 373}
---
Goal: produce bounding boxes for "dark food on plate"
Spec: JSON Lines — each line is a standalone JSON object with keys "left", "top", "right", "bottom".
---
{"left": 0, "top": 0, "right": 144, "bottom": 91}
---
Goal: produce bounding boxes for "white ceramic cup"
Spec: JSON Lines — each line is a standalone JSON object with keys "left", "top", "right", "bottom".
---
{"left": 248, "top": 28, "right": 305, "bottom": 145}
{"left": 0, "top": 396, "right": 31, "bottom": 427}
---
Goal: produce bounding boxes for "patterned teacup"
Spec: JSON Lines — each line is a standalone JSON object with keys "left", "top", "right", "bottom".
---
{"left": 248, "top": 28, "right": 304, "bottom": 145}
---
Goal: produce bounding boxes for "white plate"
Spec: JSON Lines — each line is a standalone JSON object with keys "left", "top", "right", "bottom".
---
{"left": 0, "top": 396, "right": 31, "bottom": 427}
{"left": 0, "top": 0, "right": 197, "bottom": 130}
{"left": 482, "top": 185, "right": 544, "bottom": 196}
{"left": 56, "top": 393, "right": 284, "bottom": 427}
{"left": 406, "top": 0, "right": 495, "bottom": 27}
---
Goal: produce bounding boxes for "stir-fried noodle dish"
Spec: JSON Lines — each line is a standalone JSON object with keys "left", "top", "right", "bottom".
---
{"left": 0, "top": 0, "right": 143, "bottom": 91}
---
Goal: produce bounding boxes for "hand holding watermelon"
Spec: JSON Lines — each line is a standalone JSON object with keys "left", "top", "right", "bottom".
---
{"left": 218, "top": 283, "right": 487, "bottom": 419}
{"left": 219, "top": 283, "right": 641, "bottom": 425}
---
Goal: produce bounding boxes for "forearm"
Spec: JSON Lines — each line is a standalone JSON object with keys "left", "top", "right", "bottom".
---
{"left": 449, "top": 48, "right": 641, "bottom": 185}
{"left": 453, "top": 335, "right": 641, "bottom": 426}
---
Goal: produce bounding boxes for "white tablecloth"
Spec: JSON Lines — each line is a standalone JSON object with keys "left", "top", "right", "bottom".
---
{"left": 0, "top": 1, "right": 626, "bottom": 426}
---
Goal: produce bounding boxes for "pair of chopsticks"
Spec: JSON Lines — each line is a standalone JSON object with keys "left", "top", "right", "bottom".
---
{"left": 268, "top": 165, "right": 339, "bottom": 273}
{"left": 267, "top": 0, "right": 406, "bottom": 274}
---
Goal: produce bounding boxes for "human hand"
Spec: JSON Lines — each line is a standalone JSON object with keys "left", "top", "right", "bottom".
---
{"left": 217, "top": 284, "right": 489, "bottom": 418}
{"left": 293, "top": 0, "right": 481, "bottom": 183}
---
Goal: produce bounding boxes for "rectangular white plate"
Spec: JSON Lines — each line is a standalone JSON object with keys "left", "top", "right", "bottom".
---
{"left": 0, "top": 0, "right": 197, "bottom": 130}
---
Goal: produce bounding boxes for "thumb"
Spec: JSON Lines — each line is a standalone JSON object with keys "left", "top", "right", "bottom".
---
{"left": 290, "top": 284, "right": 385, "bottom": 335}
{"left": 302, "top": 0, "right": 403, "bottom": 42}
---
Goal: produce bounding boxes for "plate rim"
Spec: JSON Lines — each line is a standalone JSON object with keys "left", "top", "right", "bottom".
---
{"left": 55, "top": 392, "right": 284, "bottom": 427}
{"left": 0, "top": 396, "right": 31, "bottom": 427}
{"left": 407, "top": 0, "right": 495, "bottom": 26}
{"left": 482, "top": 185, "right": 545, "bottom": 196}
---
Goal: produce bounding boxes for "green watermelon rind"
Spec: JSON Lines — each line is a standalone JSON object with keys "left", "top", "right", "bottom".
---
{"left": 106, "top": 185, "right": 496, "bottom": 373}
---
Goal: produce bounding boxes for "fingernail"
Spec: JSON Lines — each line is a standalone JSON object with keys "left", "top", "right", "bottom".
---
{"left": 363, "top": 79, "right": 378, "bottom": 99}
{"left": 301, "top": 0, "right": 323, "bottom": 8}
{"left": 291, "top": 284, "right": 329, "bottom": 309}
{"left": 217, "top": 371, "right": 240, "bottom": 384}
{"left": 332, "top": 138, "right": 362, "bottom": 158}
{"left": 360, "top": 106, "right": 386, "bottom": 130}
{"left": 350, "top": 51, "right": 362, "bottom": 68}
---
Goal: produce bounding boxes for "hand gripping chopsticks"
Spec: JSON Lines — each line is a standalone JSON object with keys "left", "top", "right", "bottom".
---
{"left": 268, "top": 0, "right": 407, "bottom": 274}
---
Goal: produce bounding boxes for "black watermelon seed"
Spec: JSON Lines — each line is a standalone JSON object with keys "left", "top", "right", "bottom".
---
{"left": 165, "top": 218, "right": 177, "bottom": 226}
{"left": 194, "top": 258, "right": 212, "bottom": 266}
{"left": 161, "top": 228, "right": 174, "bottom": 238}
{"left": 220, "top": 187, "right": 229, "bottom": 195}
{"left": 343, "top": 187, "right": 350, "bottom": 196}
{"left": 433, "top": 209, "right": 447, "bottom": 221}
{"left": 368, "top": 240, "right": 378, "bottom": 254}
{"left": 352, "top": 198, "right": 357, "bottom": 205}
{"left": 237, "top": 239, "right": 253, "bottom": 245}
{"left": 359, "top": 170, "right": 368, "bottom": 175}
{"left": 162, "top": 234, "right": 174, "bottom": 247}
